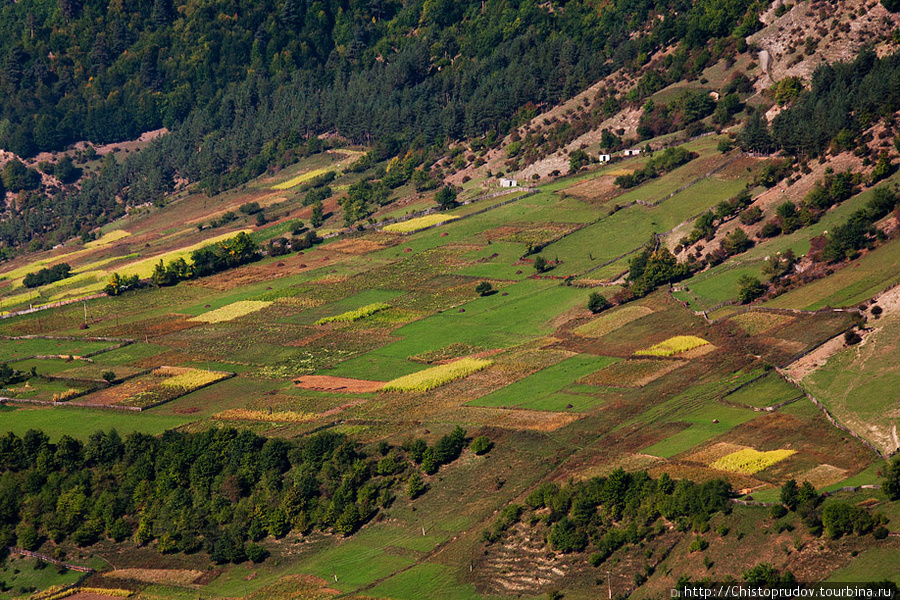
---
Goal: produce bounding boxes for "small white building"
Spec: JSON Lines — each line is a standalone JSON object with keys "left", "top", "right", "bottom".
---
{"left": 598, "top": 154, "right": 611, "bottom": 163}
{"left": 499, "top": 178, "right": 518, "bottom": 188}
{"left": 623, "top": 149, "right": 642, "bottom": 157}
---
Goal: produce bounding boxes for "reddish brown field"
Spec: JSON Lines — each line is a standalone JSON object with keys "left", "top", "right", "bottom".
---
{"left": 294, "top": 375, "right": 385, "bottom": 393}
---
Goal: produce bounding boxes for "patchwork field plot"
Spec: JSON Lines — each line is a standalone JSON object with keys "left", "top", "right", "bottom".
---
{"left": 84, "top": 229, "right": 131, "bottom": 248}
{"left": 408, "top": 343, "right": 489, "bottom": 364}
{"left": 77, "top": 366, "right": 233, "bottom": 409}
{"left": 633, "top": 373, "right": 764, "bottom": 458}
{"left": 573, "top": 305, "right": 653, "bottom": 337}
{"left": 190, "top": 300, "right": 273, "bottom": 323}
{"left": 327, "top": 279, "right": 586, "bottom": 379}
{"left": 728, "top": 311, "right": 795, "bottom": 335}
{"left": 579, "top": 358, "right": 686, "bottom": 388}
{"left": 383, "top": 357, "right": 492, "bottom": 392}
{"left": 0, "top": 105, "right": 893, "bottom": 599}
{"left": 635, "top": 335, "right": 710, "bottom": 357}
{"left": 382, "top": 214, "right": 460, "bottom": 233}
{"left": 766, "top": 237, "right": 900, "bottom": 310}
{"left": 212, "top": 408, "right": 315, "bottom": 423}
{"left": 673, "top": 180, "right": 895, "bottom": 311}
{"left": 315, "top": 302, "right": 391, "bottom": 325}
{"left": 723, "top": 372, "right": 803, "bottom": 409}
{"left": 0, "top": 404, "right": 195, "bottom": 438}
{"left": 710, "top": 448, "right": 796, "bottom": 474}
{"left": 471, "top": 354, "right": 618, "bottom": 411}
{"left": 0, "top": 337, "right": 125, "bottom": 361}
{"left": 295, "top": 375, "right": 385, "bottom": 392}
{"left": 801, "top": 309, "right": 900, "bottom": 455}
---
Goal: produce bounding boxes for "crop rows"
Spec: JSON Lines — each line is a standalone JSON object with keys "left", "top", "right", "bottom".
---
{"left": 315, "top": 303, "right": 391, "bottom": 325}
{"left": 382, "top": 214, "right": 459, "bottom": 233}
{"left": 382, "top": 358, "right": 492, "bottom": 392}
{"left": 710, "top": 448, "right": 796, "bottom": 474}
{"left": 190, "top": 300, "right": 273, "bottom": 324}
{"left": 635, "top": 335, "right": 709, "bottom": 357}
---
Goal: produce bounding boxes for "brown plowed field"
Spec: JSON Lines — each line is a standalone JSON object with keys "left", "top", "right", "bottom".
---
{"left": 294, "top": 375, "right": 385, "bottom": 393}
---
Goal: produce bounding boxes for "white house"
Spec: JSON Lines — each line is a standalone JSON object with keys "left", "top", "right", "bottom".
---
{"left": 623, "top": 149, "right": 642, "bottom": 157}
{"left": 499, "top": 178, "right": 518, "bottom": 188}
{"left": 598, "top": 154, "right": 611, "bottom": 163}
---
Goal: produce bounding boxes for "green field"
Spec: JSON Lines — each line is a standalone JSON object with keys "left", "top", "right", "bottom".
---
{"left": 633, "top": 374, "right": 763, "bottom": 458}
{"left": 826, "top": 547, "right": 900, "bottom": 583}
{"left": 0, "top": 337, "right": 120, "bottom": 361}
{"left": 802, "top": 310, "right": 900, "bottom": 456}
{"left": 326, "top": 279, "right": 587, "bottom": 380}
{"left": 470, "top": 354, "right": 619, "bottom": 411}
{"left": 723, "top": 373, "right": 803, "bottom": 409}
{"left": 368, "top": 563, "right": 487, "bottom": 600}
{"left": 0, "top": 404, "right": 195, "bottom": 439}
{"left": 0, "top": 555, "right": 88, "bottom": 596}
{"left": 765, "top": 236, "right": 900, "bottom": 310}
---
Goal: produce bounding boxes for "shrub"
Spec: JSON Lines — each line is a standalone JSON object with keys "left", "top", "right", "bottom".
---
{"left": 844, "top": 330, "right": 862, "bottom": 345}
{"left": 406, "top": 472, "right": 426, "bottom": 499}
{"left": 689, "top": 536, "right": 709, "bottom": 552}
{"left": 246, "top": 543, "right": 269, "bottom": 563}
{"left": 239, "top": 201, "right": 262, "bottom": 215}
{"left": 739, "top": 206, "right": 763, "bottom": 225}
{"left": 471, "top": 436, "right": 493, "bottom": 455}
{"left": 23, "top": 263, "right": 72, "bottom": 288}
{"left": 476, "top": 281, "right": 493, "bottom": 296}
{"left": 883, "top": 456, "right": 900, "bottom": 500}
{"left": 737, "top": 275, "right": 766, "bottom": 304}
{"left": 549, "top": 517, "right": 588, "bottom": 553}
{"left": 587, "top": 291, "right": 610, "bottom": 314}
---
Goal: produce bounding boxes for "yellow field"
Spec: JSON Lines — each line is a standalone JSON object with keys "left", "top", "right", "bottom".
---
{"left": 212, "top": 409, "right": 315, "bottom": 423}
{"left": 76, "top": 253, "right": 141, "bottom": 273}
{"left": 0, "top": 232, "right": 252, "bottom": 310}
{"left": 85, "top": 229, "right": 131, "bottom": 248}
{"left": 156, "top": 367, "right": 230, "bottom": 389}
{"left": 710, "top": 448, "right": 796, "bottom": 474}
{"left": 635, "top": 335, "right": 710, "bottom": 357}
{"left": 272, "top": 167, "right": 333, "bottom": 190}
{"left": 0, "top": 249, "right": 88, "bottom": 282}
{"left": 382, "top": 214, "right": 459, "bottom": 233}
{"left": 315, "top": 303, "right": 390, "bottom": 325}
{"left": 111, "top": 230, "right": 252, "bottom": 279}
{"left": 382, "top": 358, "right": 492, "bottom": 392}
{"left": 190, "top": 300, "right": 273, "bottom": 324}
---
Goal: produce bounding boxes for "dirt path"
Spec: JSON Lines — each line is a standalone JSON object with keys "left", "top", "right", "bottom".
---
{"left": 781, "top": 334, "right": 847, "bottom": 382}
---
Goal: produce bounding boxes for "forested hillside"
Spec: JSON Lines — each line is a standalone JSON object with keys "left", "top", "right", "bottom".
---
{"left": 0, "top": 0, "right": 765, "bottom": 248}
{"left": 0, "top": 0, "right": 764, "bottom": 157}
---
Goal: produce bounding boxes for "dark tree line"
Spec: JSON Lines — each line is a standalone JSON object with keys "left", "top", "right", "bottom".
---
{"left": 741, "top": 48, "right": 900, "bottom": 156}
{"left": 0, "top": 426, "right": 475, "bottom": 563}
